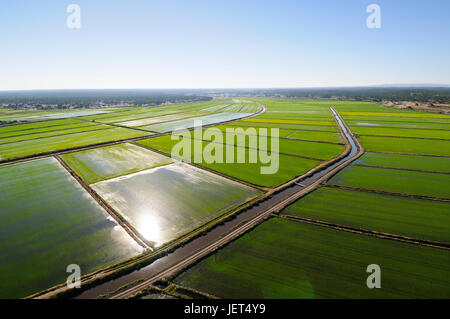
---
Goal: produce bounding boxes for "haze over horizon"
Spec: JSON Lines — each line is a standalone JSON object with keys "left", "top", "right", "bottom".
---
{"left": 2, "top": 0, "right": 450, "bottom": 90}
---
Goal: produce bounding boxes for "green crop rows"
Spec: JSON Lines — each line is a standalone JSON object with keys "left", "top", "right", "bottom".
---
{"left": 282, "top": 187, "right": 450, "bottom": 243}
{"left": 329, "top": 164, "right": 450, "bottom": 198}
{"left": 174, "top": 218, "right": 450, "bottom": 298}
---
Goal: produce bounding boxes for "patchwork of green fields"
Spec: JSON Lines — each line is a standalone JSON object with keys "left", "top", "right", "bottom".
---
{"left": 0, "top": 158, "right": 143, "bottom": 298}
{"left": 200, "top": 129, "right": 345, "bottom": 160}
{"left": 0, "top": 119, "right": 87, "bottom": 134}
{"left": 0, "top": 99, "right": 274, "bottom": 297}
{"left": 170, "top": 99, "right": 450, "bottom": 299}
{"left": 2, "top": 97, "right": 449, "bottom": 299}
{"left": 174, "top": 218, "right": 450, "bottom": 298}
{"left": 137, "top": 134, "right": 336, "bottom": 187}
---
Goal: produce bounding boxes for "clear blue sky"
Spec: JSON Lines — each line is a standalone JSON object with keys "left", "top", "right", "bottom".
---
{"left": 1, "top": 0, "right": 449, "bottom": 90}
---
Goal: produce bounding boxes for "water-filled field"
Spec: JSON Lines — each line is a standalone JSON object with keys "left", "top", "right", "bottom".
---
{"left": 118, "top": 112, "right": 210, "bottom": 127}
{"left": 78, "top": 101, "right": 224, "bottom": 123}
{"left": 0, "top": 109, "right": 111, "bottom": 122}
{"left": 173, "top": 218, "right": 450, "bottom": 298}
{"left": 61, "top": 143, "right": 174, "bottom": 184}
{"left": 91, "top": 162, "right": 261, "bottom": 247}
{"left": 141, "top": 112, "right": 253, "bottom": 133}
{"left": 0, "top": 158, "right": 143, "bottom": 298}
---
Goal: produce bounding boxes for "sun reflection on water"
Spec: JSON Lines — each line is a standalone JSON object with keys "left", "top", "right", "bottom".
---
{"left": 137, "top": 214, "right": 162, "bottom": 247}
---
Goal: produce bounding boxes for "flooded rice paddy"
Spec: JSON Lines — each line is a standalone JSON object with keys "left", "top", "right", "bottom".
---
{"left": 0, "top": 157, "right": 143, "bottom": 298}
{"left": 91, "top": 162, "right": 261, "bottom": 247}
{"left": 61, "top": 143, "right": 174, "bottom": 184}
{"left": 141, "top": 112, "right": 253, "bottom": 133}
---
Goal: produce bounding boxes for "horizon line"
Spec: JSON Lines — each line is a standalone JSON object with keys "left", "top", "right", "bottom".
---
{"left": 1, "top": 84, "right": 450, "bottom": 92}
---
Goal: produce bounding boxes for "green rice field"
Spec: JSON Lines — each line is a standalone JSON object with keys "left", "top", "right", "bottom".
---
{"left": 352, "top": 126, "right": 450, "bottom": 139}
{"left": 210, "top": 124, "right": 295, "bottom": 138}
{"left": 282, "top": 187, "right": 450, "bottom": 243}
{"left": 173, "top": 218, "right": 450, "bottom": 298}
{"left": 0, "top": 124, "right": 112, "bottom": 145}
{"left": 286, "top": 130, "right": 343, "bottom": 143}
{"left": 0, "top": 127, "right": 150, "bottom": 160}
{"left": 355, "top": 152, "right": 450, "bottom": 173}
{"left": 328, "top": 165, "right": 450, "bottom": 198}
{"left": 0, "top": 158, "right": 143, "bottom": 298}
{"left": 138, "top": 129, "right": 344, "bottom": 162}
{"left": 117, "top": 111, "right": 210, "bottom": 127}
{"left": 358, "top": 135, "right": 450, "bottom": 156}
